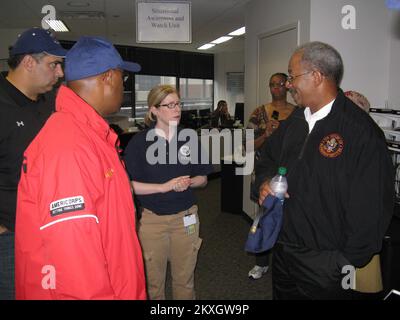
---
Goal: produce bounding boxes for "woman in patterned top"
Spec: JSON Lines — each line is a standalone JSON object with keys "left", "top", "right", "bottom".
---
{"left": 247, "top": 72, "right": 296, "bottom": 280}
{"left": 248, "top": 73, "right": 296, "bottom": 152}
{"left": 344, "top": 90, "right": 370, "bottom": 113}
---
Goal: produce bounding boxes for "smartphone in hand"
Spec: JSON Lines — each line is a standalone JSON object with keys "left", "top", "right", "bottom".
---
{"left": 271, "top": 110, "right": 279, "bottom": 120}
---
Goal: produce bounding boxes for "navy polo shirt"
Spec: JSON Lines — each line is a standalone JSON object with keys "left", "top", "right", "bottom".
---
{"left": 124, "top": 126, "right": 213, "bottom": 215}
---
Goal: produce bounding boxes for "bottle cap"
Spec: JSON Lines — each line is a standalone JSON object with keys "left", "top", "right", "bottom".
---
{"left": 278, "top": 167, "right": 287, "bottom": 175}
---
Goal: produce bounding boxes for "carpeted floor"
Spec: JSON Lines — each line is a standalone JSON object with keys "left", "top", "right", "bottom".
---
{"left": 166, "top": 178, "right": 272, "bottom": 300}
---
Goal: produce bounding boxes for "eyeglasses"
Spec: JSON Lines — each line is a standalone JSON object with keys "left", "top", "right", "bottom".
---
{"left": 122, "top": 71, "right": 130, "bottom": 83}
{"left": 157, "top": 101, "right": 183, "bottom": 109}
{"left": 269, "top": 82, "right": 286, "bottom": 88}
{"left": 287, "top": 71, "right": 312, "bottom": 83}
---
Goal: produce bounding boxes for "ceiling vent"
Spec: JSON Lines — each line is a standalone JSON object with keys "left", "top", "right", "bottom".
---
{"left": 61, "top": 11, "right": 106, "bottom": 20}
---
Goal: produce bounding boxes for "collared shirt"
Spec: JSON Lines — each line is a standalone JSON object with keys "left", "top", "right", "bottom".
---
{"left": 255, "top": 90, "right": 394, "bottom": 268}
{"left": 0, "top": 73, "right": 54, "bottom": 231}
{"left": 124, "top": 125, "right": 213, "bottom": 215}
{"left": 15, "top": 85, "right": 146, "bottom": 300}
{"left": 304, "top": 99, "right": 335, "bottom": 133}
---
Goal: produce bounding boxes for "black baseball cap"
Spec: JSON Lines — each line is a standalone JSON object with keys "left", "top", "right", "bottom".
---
{"left": 10, "top": 27, "right": 67, "bottom": 57}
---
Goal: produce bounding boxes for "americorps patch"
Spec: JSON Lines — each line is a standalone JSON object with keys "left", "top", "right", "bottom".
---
{"left": 49, "top": 196, "right": 85, "bottom": 216}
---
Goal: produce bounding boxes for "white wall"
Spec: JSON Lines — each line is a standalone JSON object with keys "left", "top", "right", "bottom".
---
{"left": 388, "top": 11, "right": 400, "bottom": 109}
{"left": 214, "top": 50, "right": 244, "bottom": 115}
{"left": 310, "top": 0, "right": 391, "bottom": 108}
{"left": 242, "top": 0, "right": 311, "bottom": 217}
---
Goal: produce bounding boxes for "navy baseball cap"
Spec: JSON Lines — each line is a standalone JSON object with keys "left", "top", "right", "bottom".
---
{"left": 10, "top": 28, "right": 67, "bottom": 57}
{"left": 65, "top": 36, "right": 141, "bottom": 81}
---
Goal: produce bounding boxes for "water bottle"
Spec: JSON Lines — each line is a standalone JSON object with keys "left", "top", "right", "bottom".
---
{"left": 250, "top": 167, "right": 288, "bottom": 233}
{"left": 270, "top": 167, "right": 288, "bottom": 204}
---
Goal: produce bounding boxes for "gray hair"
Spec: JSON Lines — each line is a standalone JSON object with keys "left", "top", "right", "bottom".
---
{"left": 294, "top": 41, "right": 343, "bottom": 87}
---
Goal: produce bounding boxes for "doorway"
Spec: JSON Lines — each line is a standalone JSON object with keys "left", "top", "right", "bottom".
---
{"left": 257, "top": 23, "right": 299, "bottom": 106}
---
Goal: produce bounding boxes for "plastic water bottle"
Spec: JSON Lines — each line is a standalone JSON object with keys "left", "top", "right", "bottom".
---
{"left": 270, "top": 167, "right": 288, "bottom": 204}
{"left": 250, "top": 167, "right": 288, "bottom": 234}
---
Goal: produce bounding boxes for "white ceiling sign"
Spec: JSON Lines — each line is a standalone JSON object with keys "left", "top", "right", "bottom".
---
{"left": 136, "top": 1, "right": 191, "bottom": 43}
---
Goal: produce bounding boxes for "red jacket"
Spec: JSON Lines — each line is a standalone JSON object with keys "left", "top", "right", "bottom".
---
{"left": 15, "top": 85, "right": 146, "bottom": 300}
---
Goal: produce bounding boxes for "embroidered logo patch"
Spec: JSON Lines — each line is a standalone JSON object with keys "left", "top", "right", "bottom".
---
{"left": 319, "top": 133, "right": 344, "bottom": 158}
{"left": 50, "top": 196, "right": 85, "bottom": 217}
{"left": 105, "top": 168, "right": 114, "bottom": 178}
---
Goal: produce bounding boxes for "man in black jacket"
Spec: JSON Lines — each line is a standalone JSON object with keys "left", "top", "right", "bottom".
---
{"left": 255, "top": 41, "right": 394, "bottom": 299}
{"left": 0, "top": 28, "right": 66, "bottom": 300}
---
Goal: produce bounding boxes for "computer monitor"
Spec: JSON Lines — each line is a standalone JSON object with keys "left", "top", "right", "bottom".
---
{"left": 234, "top": 103, "right": 244, "bottom": 124}
{"left": 180, "top": 110, "right": 198, "bottom": 129}
{"left": 198, "top": 108, "right": 211, "bottom": 127}
{"left": 199, "top": 108, "right": 211, "bottom": 118}
{"left": 220, "top": 119, "right": 235, "bottom": 128}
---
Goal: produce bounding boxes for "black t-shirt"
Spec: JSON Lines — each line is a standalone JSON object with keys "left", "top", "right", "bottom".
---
{"left": 124, "top": 127, "right": 213, "bottom": 214}
{"left": 0, "top": 73, "right": 55, "bottom": 230}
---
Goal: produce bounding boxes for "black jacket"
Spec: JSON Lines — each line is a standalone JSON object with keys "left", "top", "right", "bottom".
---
{"left": 0, "top": 73, "right": 55, "bottom": 230}
{"left": 254, "top": 90, "right": 394, "bottom": 268}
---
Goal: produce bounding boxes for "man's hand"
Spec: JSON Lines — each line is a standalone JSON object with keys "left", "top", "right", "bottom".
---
{"left": 259, "top": 179, "right": 289, "bottom": 205}
{"left": 258, "top": 180, "right": 273, "bottom": 205}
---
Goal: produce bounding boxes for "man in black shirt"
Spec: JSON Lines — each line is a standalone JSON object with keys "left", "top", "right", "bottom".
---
{"left": 255, "top": 42, "right": 394, "bottom": 299}
{"left": 0, "top": 27, "right": 66, "bottom": 300}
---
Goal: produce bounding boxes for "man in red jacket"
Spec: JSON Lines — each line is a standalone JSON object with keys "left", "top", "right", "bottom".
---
{"left": 15, "top": 36, "right": 146, "bottom": 299}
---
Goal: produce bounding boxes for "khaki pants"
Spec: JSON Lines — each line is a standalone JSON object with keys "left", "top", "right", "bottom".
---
{"left": 139, "top": 205, "right": 202, "bottom": 300}
{"left": 355, "top": 254, "right": 383, "bottom": 293}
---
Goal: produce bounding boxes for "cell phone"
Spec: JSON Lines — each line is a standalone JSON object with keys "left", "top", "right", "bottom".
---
{"left": 272, "top": 110, "right": 279, "bottom": 120}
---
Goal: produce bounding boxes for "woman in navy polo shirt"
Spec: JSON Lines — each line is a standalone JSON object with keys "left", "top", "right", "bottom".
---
{"left": 124, "top": 85, "right": 213, "bottom": 300}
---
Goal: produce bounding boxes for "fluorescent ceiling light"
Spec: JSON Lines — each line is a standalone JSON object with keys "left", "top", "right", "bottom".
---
{"left": 61, "top": 11, "right": 105, "bottom": 19}
{"left": 67, "top": 1, "right": 90, "bottom": 7}
{"left": 45, "top": 20, "right": 69, "bottom": 32}
{"left": 211, "top": 36, "right": 232, "bottom": 44}
{"left": 198, "top": 43, "right": 215, "bottom": 50}
{"left": 229, "top": 27, "right": 245, "bottom": 36}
